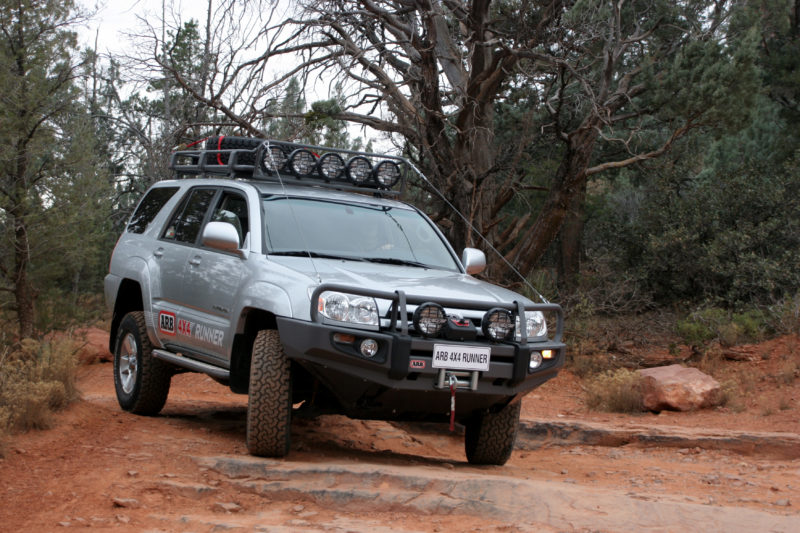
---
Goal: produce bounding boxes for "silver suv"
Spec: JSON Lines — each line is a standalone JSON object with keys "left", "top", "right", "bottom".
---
{"left": 105, "top": 137, "right": 565, "bottom": 465}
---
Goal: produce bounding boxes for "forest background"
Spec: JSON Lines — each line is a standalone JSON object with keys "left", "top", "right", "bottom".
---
{"left": 1, "top": 0, "right": 798, "bottom": 350}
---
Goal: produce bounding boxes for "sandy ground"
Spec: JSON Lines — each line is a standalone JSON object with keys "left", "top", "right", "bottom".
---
{"left": 0, "top": 334, "right": 798, "bottom": 532}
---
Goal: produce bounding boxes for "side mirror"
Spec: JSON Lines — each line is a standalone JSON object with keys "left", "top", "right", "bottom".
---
{"left": 202, "top": 221, "right": 243, "bottom": 256}
{"left": 462, "top": 247, "right": 486, "bottom": 275}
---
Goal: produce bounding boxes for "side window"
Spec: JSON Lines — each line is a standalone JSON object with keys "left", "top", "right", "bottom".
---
{"left": 209, "top": 191, "right": 249, "bottom": 247}
{"left": 127, "top": 187, "right": 179, "bottom": 234}
{"left": 162, "top": 188, "right": 217, "bottom": 244}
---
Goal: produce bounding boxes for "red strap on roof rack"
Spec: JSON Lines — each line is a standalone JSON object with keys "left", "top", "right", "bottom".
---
{"left": 217, "top": 135, "right": 225, "bottom": 166}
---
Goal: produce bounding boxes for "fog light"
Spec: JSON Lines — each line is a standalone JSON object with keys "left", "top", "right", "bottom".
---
{"left": 542, "top": 349, "right": 554, "bottom": 359}
{"left": 360, "top": 338, "right": 379, "bottom": 358}
{"left": 529, "top": 351, "right": 543, "bottom": 370}
{"left": 412, "top": 303, "right": 447, "bottom": 337}
{"left": 482, "top": 308, "right": 514, "bottom": 342}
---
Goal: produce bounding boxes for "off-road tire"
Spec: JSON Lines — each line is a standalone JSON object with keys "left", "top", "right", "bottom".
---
{"left": 113, "top": 311, "right": 171, "bottom": 415}
{"left": 246, "top": 329, "right": 292, "bottom": 457}
{"left": 206, "top": 136, "right": 261, "bottom": 165}
{"left": 464, "top": 400, "right": 521, "bottom": 465}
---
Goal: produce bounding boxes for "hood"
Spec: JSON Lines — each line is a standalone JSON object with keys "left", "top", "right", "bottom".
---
{"left": 270, "top": 256, "right": 534, "bottom": 310}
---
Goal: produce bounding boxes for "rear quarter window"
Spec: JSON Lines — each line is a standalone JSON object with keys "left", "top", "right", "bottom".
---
{"left": 127, "top": 187, "right": 180, "bottom": 234}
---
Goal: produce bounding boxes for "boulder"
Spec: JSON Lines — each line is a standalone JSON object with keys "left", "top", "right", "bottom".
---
{"left": 637, "top": 364, "right": 721, "bottom": 412}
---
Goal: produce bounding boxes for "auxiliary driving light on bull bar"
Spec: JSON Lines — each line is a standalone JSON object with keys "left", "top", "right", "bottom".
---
{"left": 529, "top": 351, "right": 544, "bottom": 370}
{"left": 412, "top": 303, "right": 447, "bottom": 337}
{"left": 374, "top": 160, "right": 401, "bottom": 189}
{"left": 482, "top": 308, "right": 514, "bottom": 342}
{"left": 360, "top": 338, "right": 379, "bottom": 358}
{"left": 319, "top": 153, "right": 346, "bottom": 181}
{"left": 542, "top": 349, "right": 554, "bottom": 359}
{"left": 346, "top": 156, "right": 373, "bottom": 184}
{"left": 262, "top": 145, "right": 288, "bottom": 173}
{"left": 288, "top": 149, "right": 317, "bottom": 178}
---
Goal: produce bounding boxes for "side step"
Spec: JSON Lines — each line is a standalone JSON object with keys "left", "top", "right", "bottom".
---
{"left": 152, "top": 349, "right": 230, "bottom": 381}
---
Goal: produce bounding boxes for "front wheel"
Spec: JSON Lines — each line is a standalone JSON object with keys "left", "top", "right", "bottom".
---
{"left": 246, "top": 329, "right": 292, "bottom": 457}
{"left": 464, "top": 400, "right": 521, "bottom": 465}
{"left": 113, "top": 311, "right": 171, "bottom": 415}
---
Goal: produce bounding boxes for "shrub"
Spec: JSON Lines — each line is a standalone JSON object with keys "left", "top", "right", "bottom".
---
{"left": 0, "top": 335, "right": 80, "bottom": 454}
{"left": 677, "top": 307, "right": 770, "bottom": 348}
{"left": 584, "top": 368, "right": 644, "bottom": 413}
{"left": 768, "top": 294, "right": 800, "bottom": 335}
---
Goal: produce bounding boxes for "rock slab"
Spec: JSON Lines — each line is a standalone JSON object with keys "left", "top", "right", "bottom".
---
{"left": 638, "top": 364, "right": 720, "bottom": 412}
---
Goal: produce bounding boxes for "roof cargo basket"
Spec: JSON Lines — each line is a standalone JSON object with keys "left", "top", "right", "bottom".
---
{"left": 169, "top": 136, "right": 407, "bottom": 196}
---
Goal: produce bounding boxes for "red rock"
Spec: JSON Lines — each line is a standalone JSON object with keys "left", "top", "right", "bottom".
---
{"left": 74, "top": 328, "right": 112, "bottom": 364}
{"left": 638, "top": 364, "right": 721, "bottom": 412}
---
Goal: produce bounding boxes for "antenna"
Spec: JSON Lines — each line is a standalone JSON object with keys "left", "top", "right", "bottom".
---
{"left": 404, "top": 160, "right": 548, "bottom": 304}
{"left": 263, "top": 140, "right": 323, "bottom": 285}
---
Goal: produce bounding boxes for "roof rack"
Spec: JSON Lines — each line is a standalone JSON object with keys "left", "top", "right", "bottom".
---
{"left": 169, "top": 137, "right": 407, "bottom": 197}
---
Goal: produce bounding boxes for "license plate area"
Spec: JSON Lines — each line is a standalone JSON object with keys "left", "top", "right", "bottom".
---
{"left": 432, "top": 344, "right": 491, "bottom": 372}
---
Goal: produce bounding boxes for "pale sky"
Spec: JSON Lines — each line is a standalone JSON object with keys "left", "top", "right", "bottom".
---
{"left": 79, "top": 0, "right": 208, "bottom": 54}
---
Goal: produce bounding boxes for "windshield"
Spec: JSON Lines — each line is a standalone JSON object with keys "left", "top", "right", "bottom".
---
{"left": 262, "top": 196, "right": 460, "bottom": 271}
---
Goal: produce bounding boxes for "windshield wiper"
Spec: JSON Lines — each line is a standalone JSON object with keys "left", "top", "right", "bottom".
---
{"left": 363, "top": 257, "right": 432, "bottom": 269}
{"left": 270, "top": 251, "right": 365, "bottom": 262}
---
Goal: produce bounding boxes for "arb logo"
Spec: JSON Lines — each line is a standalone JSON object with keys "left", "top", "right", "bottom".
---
{"left": 159, "top": 311, "right": 176, "bottom": 335}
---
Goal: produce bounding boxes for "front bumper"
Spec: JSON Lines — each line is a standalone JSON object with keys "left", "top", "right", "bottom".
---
{"left": 277, "top": 313, "right": 565, "bottom": 420}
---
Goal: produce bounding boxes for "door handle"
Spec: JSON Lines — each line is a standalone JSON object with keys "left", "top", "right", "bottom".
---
{"left": 189, "top": 257, "right": 202, "bottom": 266}
{"left": 153, "top": 248, "right": 164, "bottom": 258}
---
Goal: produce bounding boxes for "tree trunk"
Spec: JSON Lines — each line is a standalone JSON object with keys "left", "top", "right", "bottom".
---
{"left": 506, "top": 124, "right": 600, "bottom": 280}
{"left": 13, "top": 211, "right": 36, "bottom": 339}
{"left": 558, "top": 180, "right": 586, "bottom": 290}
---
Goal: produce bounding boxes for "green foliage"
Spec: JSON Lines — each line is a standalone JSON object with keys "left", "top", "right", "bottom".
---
{"left": 585, "top": 368, "right": 644, "bottom": 413}
{"left": 676, "top": 307, "right": 770, "bottom": 347}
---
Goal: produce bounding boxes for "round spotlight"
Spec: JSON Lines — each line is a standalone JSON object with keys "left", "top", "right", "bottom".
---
{"left": 482, "top": 308, "right": 514, "bottom": 342}
{"left": 346, "top": 156, "right": 373, "bottom": 185}
{"left": 360, "top": 339, "right": 379, "bottom": 358}
{"left": 412, "top": 303, "right": 447, "bottom": 338}
{"left": 262, "top": 145, "right": 288, "bottom": 173}
{"left": 318, "top": 153, "right": 345, "bottom": 181}
{"left": 374, "top": 160, "right": 401, "bottom": 189}
{"left": 288, "top": 149, "right": 317, "bottom": 178}
{"left": 529, "top": 351, "right": 544, "bottom": 370}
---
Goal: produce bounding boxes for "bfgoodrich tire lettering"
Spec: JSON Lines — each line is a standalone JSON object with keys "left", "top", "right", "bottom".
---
{"left": 113, "top": 311, "right": 171, "bottom": 415}
{"left": 246, "top": 329, "right": 292, "bottom": 457}
{"left": 464, "top": 400, "right": 521, "bottom": 465}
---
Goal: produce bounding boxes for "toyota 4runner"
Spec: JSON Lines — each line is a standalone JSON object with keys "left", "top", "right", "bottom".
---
{"left": 105, "top": 137, "right": 565, "bottom": 465}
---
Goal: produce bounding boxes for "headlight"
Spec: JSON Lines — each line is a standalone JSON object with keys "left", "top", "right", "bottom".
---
{"left": 317, "top": 291, "right": 379, "bottom": 327}
{"left": 412, "top": 303, "right": 447, "bottom": 337}
{"left": 482, "top": 308, "right": 514, "bottom": 341}
{"left": 515, "top": 311, "right": 547, "bottom": 341}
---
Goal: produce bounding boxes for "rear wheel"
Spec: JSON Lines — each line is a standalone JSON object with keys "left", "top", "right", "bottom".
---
{"left": 464, "top": 400, "right": 521, "bottom": 465}
{"left": 113, "top": 311, "right": 171, "bottom": 415}
{"left": 246, "top": 329, "right": 292, "bottom": 457}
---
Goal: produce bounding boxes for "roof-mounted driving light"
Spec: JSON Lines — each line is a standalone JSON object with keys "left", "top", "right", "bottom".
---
{"left": 412, "top": 303, "right": 447, "bottom": 338}
{"left": 346, "top": 156, "right": 373, "bottom": 185}
{"left": 482, "top": 308, "right": 514, "bottom": 342}
{"left": 319, "top": 153, "right": 346, "bottom": 181}
{"left": 374, "top": 160, "right": 401, "bottom": 189}
{"left": 288, "top": 149, "right": 317, "bottom": 178}
{"left": 262, "top": 145, "right": 288, "bottom": 173}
